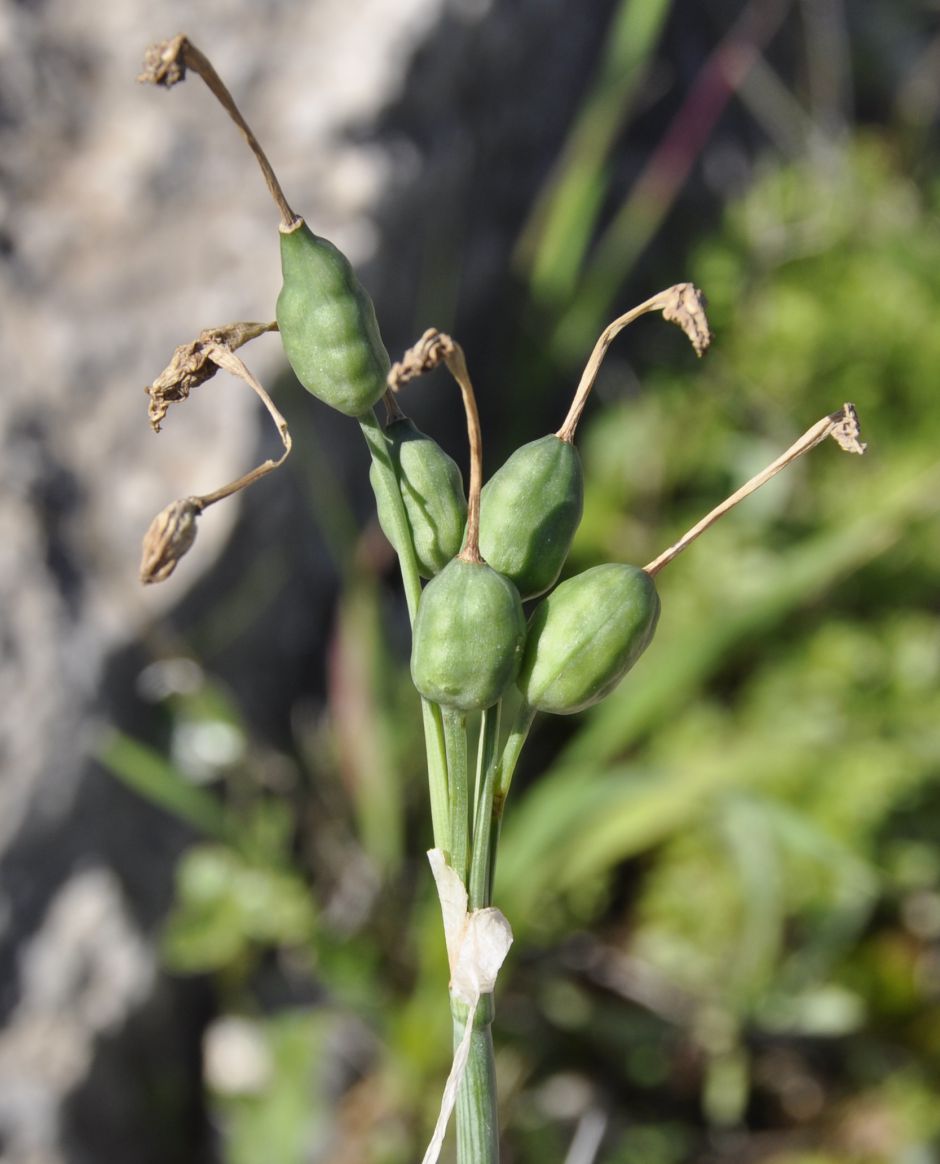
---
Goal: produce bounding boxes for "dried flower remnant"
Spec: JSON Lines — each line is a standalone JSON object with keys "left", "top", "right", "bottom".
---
{"left": 830, "top": 402, "right": 867, "bottom": 454}
{"left": 140, "top": 326, "right": 291, "bottom": 584}
{"left": 146, "top": 321, "right": 277, "bottom": 431}
{"left": 660, "top": 282, "right": 712, "bottom": 357}
{"left": 140, "top": 497, "right": 202, "bottom": 583}
{"left": 138, "top": 37, "right": 188, "bottom": 88}
{"left": 387, "top": 328, "right": 462, "bottom": 390}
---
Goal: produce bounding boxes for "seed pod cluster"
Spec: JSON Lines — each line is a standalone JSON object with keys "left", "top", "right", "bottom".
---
{"left": 406, "top": 422, "right": 657, "bottom": 715}
{"left": 393, "top": 302, "right": 685, "bottom": 716}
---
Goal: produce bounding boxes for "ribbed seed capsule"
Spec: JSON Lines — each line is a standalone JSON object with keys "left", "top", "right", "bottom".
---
{"left": 478, "top": 434, "right": 583, "bottom": 600}
{"left": 276, "top": 219, "right": 390, "bottom": 416}
{"left": 369, "top": 418, "right": 467, "bottom": 578}
{"left": 518, "top": 563, "right": 660, "bottom": 714}
{"left": 411, "top": 558, "right": 527, "bottom": 711}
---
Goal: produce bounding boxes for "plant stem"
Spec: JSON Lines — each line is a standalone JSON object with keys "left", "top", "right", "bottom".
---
{"left": 443, "top": 707, "right": 470, "bottom": 883}
{"left": 469, "top": 702, "right": 502, "bottom": 911}
{"left": 471, "top": 702, "right": 537, "bottom": 901}
{"left": 452, "top": 995, "right": 499, "bottom": 1164}
{"left": 358, "top": 408, "right": 450, "bottom": 850}
{"left": 495, "top": 703, "right": 537, "bottom": 809}
{"left": 450, "top": 702, "right": 531, "bottom": 1164}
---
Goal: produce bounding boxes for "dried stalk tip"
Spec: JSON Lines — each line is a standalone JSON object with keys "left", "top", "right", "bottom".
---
{"left": 140, "top": 497, "right": 203, "bottom": 584}
{"left": 138, "top": 36, "right": 189, "bottom": 87}
{"left": 643, "top": 403, "right": 868, "bottom": 577}
{"left": 146, "top": 322, "right": 277, "bottom": 432}
{"left": 556, "top": 283, "right": 712, "bottom": 443}
{"left": 138, "top": 34, "right": 296, "bottom": 227}
{"left": 829, "top": 403, "right": 867, "bottom": 455}
{"left": 661, "top": 283, "right": 711, "bottom": 357}
{"left": 387, "top": 328, "right": 457, "bottom": 391}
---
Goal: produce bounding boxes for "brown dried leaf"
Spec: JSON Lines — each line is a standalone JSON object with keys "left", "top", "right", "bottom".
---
{"left": 140, "top": 497, "right": 202, "bottom": 584}
{"left": 660, "top": 283, "right": 712, "bottom": 357}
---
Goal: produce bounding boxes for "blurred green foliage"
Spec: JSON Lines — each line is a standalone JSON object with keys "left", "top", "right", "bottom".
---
{"left": 495, "top": 133, "right": 940, "bottom": 1160}
{"left": 105, "top": 6, "right": 940, "bottom": 1163}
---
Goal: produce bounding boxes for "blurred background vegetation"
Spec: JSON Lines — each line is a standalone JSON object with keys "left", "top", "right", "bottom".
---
{"left": 103, "top": 1, "right": 940, "bottom": 1161}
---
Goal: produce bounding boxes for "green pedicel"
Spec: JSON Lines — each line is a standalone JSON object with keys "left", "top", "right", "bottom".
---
{"left": 477, "top": 434, "right": 583, "bottom": 600}
{"left": 518, "top": 563, "right": 660, "bottom": 714}
{"left": 411, "top": 558, "right": 527, "bottom": 711}
{"left": 277, "top": 219, "right": 390, "bottom": 417}
{"left": 369, "top": 418, "right": 468, "bottom": 578}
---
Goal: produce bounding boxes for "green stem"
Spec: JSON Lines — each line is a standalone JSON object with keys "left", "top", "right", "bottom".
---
{"left": 452, "top": 995, "right": 499, "bottom": 1164}
{"left": 469, "top": 702, "right": 501, "bottom": 910}
{"left": 358, "top": 409, "right": 421, "bottom": 619}
{"left": 443, "top": 707, "right": 469, "bottom": 883}
{"left": 495, "top": 702, "right": 536, "bottom": 806}
{"left": 485, "top": 702, "right": 537, "bottom": 893}
{"left": 454, "top": 702, "right": 526, "bottom": 1163}
{"left": 358, "top": 408, "right": 449, "bottom": 850}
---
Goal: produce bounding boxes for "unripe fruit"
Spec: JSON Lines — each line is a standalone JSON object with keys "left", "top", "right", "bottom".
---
{"left": 518, "top": 563, "right": 659, "bottom": 714}
{"left": 369, "top": 418, "right": 467, "bottom": 578}
{"left": 411, "top": 558, "right": 527, "bottom": 711}
{"left": 277, "top": 220, "right": 390, "bottom": 417}
{"left": 478, "top": 435, "right": 583, "bottom": 600}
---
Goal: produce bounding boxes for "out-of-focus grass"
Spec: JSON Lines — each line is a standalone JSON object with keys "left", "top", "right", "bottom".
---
{"left": 513, "top": 0, "right": 673, "bottom": 307}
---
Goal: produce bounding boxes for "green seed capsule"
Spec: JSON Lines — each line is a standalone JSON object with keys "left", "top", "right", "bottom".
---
{"left": 518, "top": 563, "right": 659, "bottom": 715}
{"left": 276, "top": 219, "right": 390, "bottom": 417}
{"left": 369, "top": 418, "right": 468, "bottom": 578}
{"left": 411, "top": 558, "right": 527, "bottom": 711}
{"left": 478, "top": 434, "right": 583, "bottom": 600}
